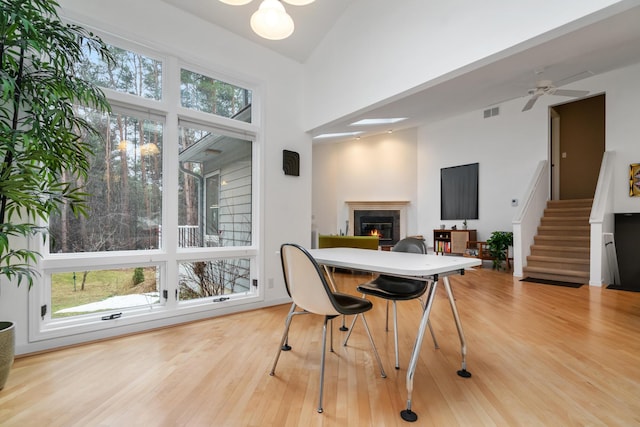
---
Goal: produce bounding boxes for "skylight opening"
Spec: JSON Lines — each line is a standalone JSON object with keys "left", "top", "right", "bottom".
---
{"left": 313, "top": 131, "right": 364, "bottom": 140}
{"left": 350, "top": 118, "right": 407, "bottom": 126}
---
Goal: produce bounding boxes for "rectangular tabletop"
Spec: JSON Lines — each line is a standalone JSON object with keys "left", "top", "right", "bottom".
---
{"left": 308, "top": 247, "right": 481, "bottom": 277}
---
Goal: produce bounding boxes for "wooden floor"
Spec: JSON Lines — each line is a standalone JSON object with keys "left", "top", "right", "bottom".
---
{"left": 2, "top": 268, "right": 640, "bottom": 426}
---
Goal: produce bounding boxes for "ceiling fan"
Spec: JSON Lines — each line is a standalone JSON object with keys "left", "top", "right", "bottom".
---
{"left": 522, "top": 79, "right": 590, "bottom": 112}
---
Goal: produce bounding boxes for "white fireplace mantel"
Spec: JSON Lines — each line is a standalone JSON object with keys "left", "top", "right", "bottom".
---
{"left": 346, "top": 201, "right": 410, "bottom": 238}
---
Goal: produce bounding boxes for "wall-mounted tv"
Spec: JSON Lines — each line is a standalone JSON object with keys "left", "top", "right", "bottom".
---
{"left": 441, "top": 162, "right": 479, "bottom": 220}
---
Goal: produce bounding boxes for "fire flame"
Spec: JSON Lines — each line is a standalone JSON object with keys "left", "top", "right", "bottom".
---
{"left": 370, "top": 229, "right": 380, "bottom": 237}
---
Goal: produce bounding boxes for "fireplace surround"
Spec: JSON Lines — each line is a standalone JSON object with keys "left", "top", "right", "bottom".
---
{"left": 346, "top": 201, "right": 409, "bottom": 247}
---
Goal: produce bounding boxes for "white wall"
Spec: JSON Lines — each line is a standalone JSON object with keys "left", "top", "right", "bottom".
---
{"left": 417, "top": 95, "right": 548, "bottom": 245}
{"left": 312, "top": 62, "right": 640, "bottom": 252}
{"left": 312, "top": 128, "right": 418, "bottom": 236}
{"left": 304, "top": 0, "right": 626, "bottom": 131}
{"left": 1, "top": 0, "right": 311, "bottom": 354}
{"left": 417, "top": 62, "right": 640, "bottom": 247}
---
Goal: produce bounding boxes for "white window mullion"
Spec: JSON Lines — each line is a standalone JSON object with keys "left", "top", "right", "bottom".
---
{"left": 162, "top": 55, "right": 180, "bottom": 309}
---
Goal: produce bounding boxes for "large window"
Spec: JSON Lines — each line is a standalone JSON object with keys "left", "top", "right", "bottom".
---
{"left": 35, "top": 37, "right": 259, "bottom": 338}
{"left": 49, "top": 109, "right": 163, "bottom": 252}
{"left": 178, "top": 122, "right": 252, "bottom": 249}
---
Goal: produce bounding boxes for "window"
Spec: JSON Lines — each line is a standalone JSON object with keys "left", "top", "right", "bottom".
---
{"left": 180, "top": 68, "right": 252, "bottom": 123}
{"left": 34, "top": 35, "right": 259, "bottom": 339}
{"left": 51, "top": 266, "right": 160, "bottom": 319}
{"left": 49, "top": 108, "right": 164, "bottom": 252}
{"left": 178, "top": 122, "right": 252, "bottom": 248}
{"left": 77, "top": 44, "right": 162, "bottom": 100}
{"left": 178, "top": 257, "right": 252, "bottom": 302}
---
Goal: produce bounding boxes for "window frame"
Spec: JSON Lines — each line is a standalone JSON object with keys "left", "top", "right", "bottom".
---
{"left": 28, "top": 29, "right": 263, "bottom": 342}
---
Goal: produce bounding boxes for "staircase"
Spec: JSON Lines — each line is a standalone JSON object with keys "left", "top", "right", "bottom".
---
{"left": 523, "top": 199, "right": 592, "bottom": 284}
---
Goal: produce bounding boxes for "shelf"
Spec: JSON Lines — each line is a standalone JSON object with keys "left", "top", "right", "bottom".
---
{"left": 433, "top": 229, "right": 477, "bottom": 255}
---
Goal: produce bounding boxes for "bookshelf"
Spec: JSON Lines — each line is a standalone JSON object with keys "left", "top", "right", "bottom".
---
{"left": 433, "top": 229, "right": 477, "bottom": 255}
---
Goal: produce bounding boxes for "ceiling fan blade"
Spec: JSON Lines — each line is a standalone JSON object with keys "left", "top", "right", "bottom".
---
{"left": 522, "top": 93, "right": 541, "bottom": 112}
{"left": 552, "top": 89, "right": 590, "bottom": 97}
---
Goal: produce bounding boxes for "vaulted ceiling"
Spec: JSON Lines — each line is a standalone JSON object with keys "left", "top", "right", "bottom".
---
{"left": 162, "top": 1, "right": 640, "bottom": 141}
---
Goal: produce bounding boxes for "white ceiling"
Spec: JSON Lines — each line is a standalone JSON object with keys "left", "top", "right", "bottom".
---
{"left": 161, "top": 0, "right": 355, "bottom": 63}
{"left": 162, "top": 1, "right": 640, "bottom": 142}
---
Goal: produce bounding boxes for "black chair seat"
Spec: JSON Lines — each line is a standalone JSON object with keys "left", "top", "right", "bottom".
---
{"left": 333, "top": 292, "right": 374, "bottom": 314}
{"left": 357, "top": 276, "right": 428, "bottom": 300}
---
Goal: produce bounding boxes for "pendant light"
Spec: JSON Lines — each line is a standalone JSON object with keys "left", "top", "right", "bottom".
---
{"left": 250, "top": 0, "right": 294, "bottom": 40}
{"left": 219, "top": 0, "right": 315, "bottom": 40}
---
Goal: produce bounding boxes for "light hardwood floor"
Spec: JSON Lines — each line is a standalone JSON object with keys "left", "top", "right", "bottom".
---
{"left": 1, "top": 268, "right": 640, "bottom": 426}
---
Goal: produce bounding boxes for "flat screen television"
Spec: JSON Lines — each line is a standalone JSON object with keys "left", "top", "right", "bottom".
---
{"left": 440, "top": 163, "right": 479, "bottom": 220}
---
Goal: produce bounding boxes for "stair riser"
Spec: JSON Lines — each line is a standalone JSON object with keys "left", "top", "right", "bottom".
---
{"left": 522, "top": 270, "right": 588, "bottom": 284}
{"left": 526, "top": 260, "right": 590, "bottom": 272}
{"left": 541, "top": 219, "right": 589, "bottom": 227}
{"left": 546, "top": 199, "right": 593, "bottom": 209}
{"left": 544, "top": 209, "right": 591, "bottom": 218}
{"left": 530, "top": 248, "right": 589, "bottom": 259}
{"left": 538, "top": 231, "right": 591, "bottom": 238}
{"left": 534, "top": 237, "right": 590, "bottom": 247}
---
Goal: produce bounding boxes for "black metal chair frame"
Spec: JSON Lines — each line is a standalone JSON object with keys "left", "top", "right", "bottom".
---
{"left": 343, "top": 237, "right": 439, "bottom": 369}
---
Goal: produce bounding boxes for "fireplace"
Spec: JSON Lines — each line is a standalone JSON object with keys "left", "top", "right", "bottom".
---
{"left": 354, "top": 210, "right": 400, "bottom": 245}
{"left": 347, "top": 201, "right": 409, "bottom": 248}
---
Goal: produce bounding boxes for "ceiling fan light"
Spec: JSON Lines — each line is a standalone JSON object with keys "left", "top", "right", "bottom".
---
{"left": 250, "top": 0, "right": 294, "bottom": 40}
{"left": 282, "top": 0, "right": 315, "bottom": 5}
{"left": 218, "top": 0, "right": 253, "bottom": 5}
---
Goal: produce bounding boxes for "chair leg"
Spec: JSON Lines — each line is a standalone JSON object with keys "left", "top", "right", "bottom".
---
{"left": 282, "top": 302, "right": 296, "bottom": 351}
{"left": 359, "top": 313, "right": 387, "bottom": 378}
{"left": 318, "top": 317, "right": 330, "bottom": 413}
{"left": 329, "top": 318, "right": 334, "bottom": 353}
{"left": 419, "top": 296, "right": 439, "bottom": 349}
{"left": 392, "top": 300, "right": 400, "bottom": 369}
{"left": 270, "top": 309, "right": 295, "bottom": 376}
{"left": 428, "top": 319, "right": 439, "bottom": 349}
{"left": 385, "top": 300, "right": 390, "bottom": 332}
{"left": 342, "top": 313, "right": 359, "bottom": 346}
{"left": 270, "top": 306, "right": 307, "bottom": 376}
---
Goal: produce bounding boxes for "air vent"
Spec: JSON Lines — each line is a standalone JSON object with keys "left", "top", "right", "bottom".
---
{"left": 483, "top": 106, "right": 499, "bottom": 118}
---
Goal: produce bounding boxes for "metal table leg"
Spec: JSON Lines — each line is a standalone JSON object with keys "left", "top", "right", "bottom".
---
{"left": 443, "top": 276, "right": 472, "bottom": 378}
{"left": 400, "top": 279, "right": 439, "bottom": 422}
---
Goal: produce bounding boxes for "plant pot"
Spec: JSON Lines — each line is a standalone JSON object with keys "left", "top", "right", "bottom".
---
{"left": 0, "top": 321, "right": 15, "bottom": 390}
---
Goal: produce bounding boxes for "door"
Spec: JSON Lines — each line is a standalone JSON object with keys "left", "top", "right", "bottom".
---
{"left": 550, "top": 94, "right": 605, "bottom": 200}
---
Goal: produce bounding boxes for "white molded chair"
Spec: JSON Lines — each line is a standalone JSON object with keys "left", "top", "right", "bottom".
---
{"left": 270, "top": 243, "right": 386, "bottom": 414}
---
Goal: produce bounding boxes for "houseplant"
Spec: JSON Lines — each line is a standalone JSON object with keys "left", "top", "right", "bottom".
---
{"left": 0, "top": 0, "right": 113, "bottom": 389}
{"left": 486, "top": 231, "right": 513, "bottom": 271}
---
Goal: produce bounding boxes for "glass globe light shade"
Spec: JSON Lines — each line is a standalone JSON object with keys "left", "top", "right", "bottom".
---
{"left": 250, "top": 0, "right": 294, "bottom": 40}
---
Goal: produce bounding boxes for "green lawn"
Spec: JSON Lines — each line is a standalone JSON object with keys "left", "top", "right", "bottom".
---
{"left": 51, "top": 267, "right": 157, "bottom": 318}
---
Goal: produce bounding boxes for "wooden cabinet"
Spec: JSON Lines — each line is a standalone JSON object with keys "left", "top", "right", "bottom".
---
{"left": 433, "top": 229, "right": 477, "bottom": 255}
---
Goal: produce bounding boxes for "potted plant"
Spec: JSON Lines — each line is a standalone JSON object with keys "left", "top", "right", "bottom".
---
{"left": 0, "top": 0, "right": 112, "bottom": 390}
{"left": 486, "top": 231, "right": 513, "bottom": 271}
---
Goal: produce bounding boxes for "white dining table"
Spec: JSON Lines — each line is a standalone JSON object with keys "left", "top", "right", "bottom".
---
{"left": 308, "top": 247, "right": 481, "bottom": 422}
